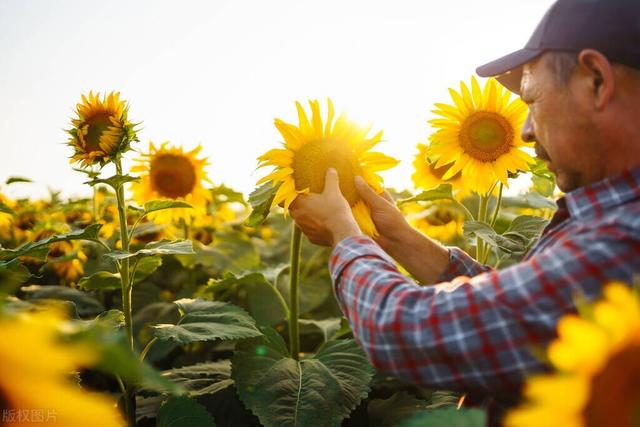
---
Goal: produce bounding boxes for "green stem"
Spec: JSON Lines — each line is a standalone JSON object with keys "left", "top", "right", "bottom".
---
{"left": 93, "top": 185, "right": 99, "bottom": 221}
{"left": 114, "top": 159, "right": 136, "bottom": 426}
{"left": 139, "top": 337, "right": 158, "bottom": 362}
{"left": 489, "top": 183, "right": 504, "bottom": 228}
{"left": 288, "top": 225, "right": 303, "bottom": 360}
{"left": 475, "top": 195, "right": 489, "bottom": 261}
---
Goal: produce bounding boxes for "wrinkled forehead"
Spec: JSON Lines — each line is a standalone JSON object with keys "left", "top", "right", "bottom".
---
{"left": 520, "top": 55, "right": 547, "bottom": 97}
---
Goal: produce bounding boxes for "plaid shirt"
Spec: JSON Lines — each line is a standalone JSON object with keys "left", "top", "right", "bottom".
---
{"left": 329, "top": 167, "right": 640, "bottom": 398}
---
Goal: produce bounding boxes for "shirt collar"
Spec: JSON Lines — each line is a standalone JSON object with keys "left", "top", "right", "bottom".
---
{"left": 561, "top": 167, "right": 640, "bottom": 219}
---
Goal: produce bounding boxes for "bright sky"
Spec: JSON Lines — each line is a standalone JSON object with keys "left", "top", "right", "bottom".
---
{"left": 0, "top": 0, "right": 555, "bottom": 200}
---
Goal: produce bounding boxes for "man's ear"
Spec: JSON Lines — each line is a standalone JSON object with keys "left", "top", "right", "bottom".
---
{"left": 577, "top": 49, "right": 615, "bottom": 111}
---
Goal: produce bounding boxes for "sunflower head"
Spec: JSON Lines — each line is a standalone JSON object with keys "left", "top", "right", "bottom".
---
{"left": 257, "top": 99, "right": 399, "bottom": 237}
{"left": 402, "top": 201, "right": 464, "bottom": 243}
{"left": 411, "top": 142, "right": 469, "bottom": 199}
{"left": 428, "top": 77, "right": 532, "bottom": 195}
{"left": 67, "top": 91, "right": 138, "bottom": 168}
{"left": 0, "top": 309, "right": 124, "bottom": 427}
{"left": 131, "top": 141, "right": 213, "bottom": 224}
{"left": 505, "top": 282, "right": 640, "bottom": 427}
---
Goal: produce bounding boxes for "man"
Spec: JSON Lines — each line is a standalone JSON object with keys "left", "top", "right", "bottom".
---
{"left": 289, "top": 0, "right": 640, "bottom": 423}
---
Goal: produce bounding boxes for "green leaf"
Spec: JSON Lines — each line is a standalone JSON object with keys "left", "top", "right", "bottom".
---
{"left": 132, "top": 256, "right": 163, "bottom": 283}
{"left": 398, "top": 184, "right": 453, "bottom": 205}
{"left": 164, "top": 361, "right": 234, "bottom": 397}
{"left": 84, "top": 174, "right": 140, "bottom": 190}
{"left": 503, "top": 192, "right": 557, "bottom": 210}
{"left": 463, "top": 221, "right": 525, "bottom": 255}
{"left": 232, "top": 328, "right": 375, "bottom": 427}
{"left": 5, "top": 176, "right": 32, "bottom": 185}
{"left": 21, "top": 285, "right": 104, "bottom": 316}
{"left": 530, "top": 158, "right": 556, "bottom": 197}
{"left": 367, "top": 391, "right": 431, "bottom": 427}
{"left": 504, "top": 215, "right": 549, "bottom": 241}
{"left": 0, "top": 223, "right": 103, "bottom": 262}
{"left": 204, "top": 272, "right": 288, "bottom": 326}
{"left": 67, "top": 315, "right": 182, "bottom": 395}
{"left": 152, "top": 298, "right": 262, "bottom": 344}
{"left": 105, "top": 239, "right": 194, "bottom": 261}
{"left": 298, "top": 318, "right": 342, "bottom": 343}
{"left": 0, "top": 259, "right": 30, "bottom": 294}
{"left": 78, "top": 271, "right": 121, "bottom": 291}
{"left": 398, "top": 407, "right": 486, "bottom": 427}
{"left": 0, "top": 201, "right": 14, "bottom": 215}
{"left": 157, "top": 396, "right": 217, "bottom": 427}
{"left": 143, "top": 199, "right": 193, "bottom": 215}
{"left": 245, "top": 181, "right": 280, "bottom": 227}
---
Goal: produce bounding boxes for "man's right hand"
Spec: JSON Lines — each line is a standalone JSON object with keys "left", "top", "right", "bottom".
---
{"left": 354, "top": 176, "right": 411, "bottom": 251}
{"left": 354, "top": 176, "right": 451, "bottom": 284}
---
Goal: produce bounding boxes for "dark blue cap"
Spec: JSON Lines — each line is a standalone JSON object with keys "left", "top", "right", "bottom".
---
{"left": 476, "top": 0, "right": 640, "bottom": 93}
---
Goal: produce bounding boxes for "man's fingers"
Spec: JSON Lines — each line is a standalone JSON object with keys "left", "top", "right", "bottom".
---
{"left": 355, "top": 176, "right": 387, "bottom": 208}
{"left": 381, "top": 190, "right": 395, "bottom": 204}
{"left": 323, "top": 168, "right": 341, "bottom": 195}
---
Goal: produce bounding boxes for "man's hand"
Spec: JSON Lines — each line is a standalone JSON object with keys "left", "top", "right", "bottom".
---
{"left": 354, "top": 176, "right": 451, "bottom": 284}
{"left": 353, "top": 175, "right": 411, "bottom": 251}
{"left": 289, "top": 169, "right": 362, "bottom": 247}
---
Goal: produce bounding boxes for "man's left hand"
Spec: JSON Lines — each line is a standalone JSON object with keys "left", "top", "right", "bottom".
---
{"left": 289, "top": 168, "right": 362, "bottom": 247}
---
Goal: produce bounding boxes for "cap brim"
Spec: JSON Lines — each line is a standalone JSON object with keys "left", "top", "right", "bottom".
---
{"left": 476, "top": 48, "right": 543, "bottom": 94}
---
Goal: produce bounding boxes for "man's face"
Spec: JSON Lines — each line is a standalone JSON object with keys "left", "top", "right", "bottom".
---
{"left": 520, "top": 54, "right": 601, "bottom": 192}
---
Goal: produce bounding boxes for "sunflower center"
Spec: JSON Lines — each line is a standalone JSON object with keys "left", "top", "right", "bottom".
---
{"left": 292, "top": 139, "right": 362, "bottom": 206}
{"left": 424, "top": 207, "right": 457, "bottom": 226}
{"left": 585, "top": 342, "right": 640, "bottom": 427}
{"left": 150, "top": 154, "right": 197, "bottom": 199}
{"left": 83, "top": 113, "right": 115, "bottom": 152}
{"left": 460, "top": 111, "right": 513, "bottom": 162}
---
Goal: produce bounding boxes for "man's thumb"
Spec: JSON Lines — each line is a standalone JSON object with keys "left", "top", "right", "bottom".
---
{"left": 355, "top": 176, "right": 384, "bottom": 207}
{"left": 323, "top": 168, "right": 341, "bottom": 195}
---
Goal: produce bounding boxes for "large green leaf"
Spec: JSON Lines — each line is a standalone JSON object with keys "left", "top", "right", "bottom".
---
{"left": 0, "top": 223, "right": 103, "bottom": 262}
{"left": 157, "top": 396, "right": 217, "bottom": 427}
{"left": 105, "top": 239, "right": 194, "bottom": 261}
{"left": 503, "top": 192, "right": 557, "bottom": 210}
{"left": 204, "top": 272, "right": 288, "bottom": 326}
{"left": 78, "top": 271, "right": 121, "bottom": 291}
{"left": 143, "top": 199, "right": 193, "bottom": 215}
{"left": 232, "top": 328, "right": 375, "bottom": 427}
{"left": 152, "top": 298, "right": 262, "bottom": 344}
{"left": 398, "top": 184, "right": 454, "bottom": 205}
{"left": 245, "top": 181, "right": 280, "bottom": 226}
{"left": 132, "top": 256, "right": 163, "bottom": 282}
{"left": 463, "top": 215, "right": 547, "bottom": 256}
{"left": 0, "top": 259, "right": 30, "bottom": 294}
{"left": 21, "top": 285, "right": 104, "bottom": 316}
{"left": 398, "top": 407, "right": 486, "bottom": 427}
{"left": 164, "top": 361, "right": 234, "bottom": 397}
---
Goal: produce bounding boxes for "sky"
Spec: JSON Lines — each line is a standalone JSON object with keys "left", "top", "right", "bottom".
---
{"left": 0, "top": 0, "right": 555, "bottom": 201}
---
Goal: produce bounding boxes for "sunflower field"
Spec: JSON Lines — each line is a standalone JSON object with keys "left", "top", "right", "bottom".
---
{"left": 1, "top": 79, "right": 635, "bottom": 427}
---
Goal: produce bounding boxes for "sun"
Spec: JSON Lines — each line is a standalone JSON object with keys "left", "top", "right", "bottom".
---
{"left": 0, "top": 309, "right": 124, "bottom": 427}
{"left": 257, "top": 99, "right": 398, "bottom": 237}
{"left": 67, "top": 91, "right": 137, "bottom": 168}
{"left": 428, "top": 77, "right": 532, "bottom": 195}
{"left": 505, "top": 282, "right": 640, "bottom": 427}
{"left": 131, "top": 141, "right": 213, "bottom": 224}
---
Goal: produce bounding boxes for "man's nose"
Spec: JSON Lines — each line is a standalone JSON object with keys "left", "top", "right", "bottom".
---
{"left": 521, "top": 113, "right": 536, "bottom": 143}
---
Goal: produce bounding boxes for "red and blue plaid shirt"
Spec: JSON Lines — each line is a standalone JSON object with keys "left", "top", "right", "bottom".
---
{"left": 329, "top": 167, "right": 640, "bottom": 403}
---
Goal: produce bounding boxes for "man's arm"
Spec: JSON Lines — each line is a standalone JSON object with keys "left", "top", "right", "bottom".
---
{"left": 330, "top": 229, "right": 640, "bottom": 394}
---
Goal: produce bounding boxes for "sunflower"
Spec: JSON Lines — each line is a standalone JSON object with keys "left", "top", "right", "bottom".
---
{"left": 411, "top": 143, "right": 468, "bottom": 199}
{"left": 0, "top": 309, "right": 124, "bottom": 427}
{"left": 131, "top": 141, "right": 213, "bottom": 225}
{"left": 67, "top": 91, "right": 137, "bottom": 168}
{"left": 505, "top": 282, "right": 640, "bottom": 427}
{"left": 257, "top": 99, "right": 398, "bottom": 237}
{"left": 48, "top": 240, "right": 87, "bottom": 283}
{"left": 428, "top": 77, "right": 532, "bottom": 195}
{"left": 402, "top": 201, "right": 464, "bottom": 243}
{"left": 0, "top": 192, "right": 15, "bottom": 230}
